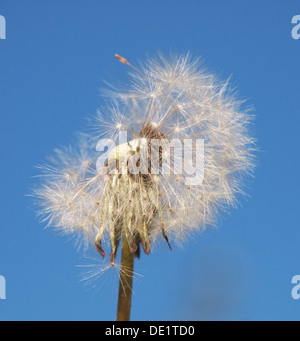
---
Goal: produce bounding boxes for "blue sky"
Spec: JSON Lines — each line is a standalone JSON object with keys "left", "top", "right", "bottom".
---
{"left": 0, "top": 0, "right": 300, "bottom": 321}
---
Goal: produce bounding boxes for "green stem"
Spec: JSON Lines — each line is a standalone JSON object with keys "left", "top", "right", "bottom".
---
{"left": 116, "top": 233, "right": 134, "bottom": 321}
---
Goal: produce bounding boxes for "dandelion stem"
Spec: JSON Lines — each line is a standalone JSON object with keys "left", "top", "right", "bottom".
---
{"left": 116, "top": 232, "right": 134, "bottom": 321}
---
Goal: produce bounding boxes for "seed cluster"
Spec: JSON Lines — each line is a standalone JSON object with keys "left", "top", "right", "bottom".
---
{"left": 34, "top": 54, "right": 255, "bottom": 261}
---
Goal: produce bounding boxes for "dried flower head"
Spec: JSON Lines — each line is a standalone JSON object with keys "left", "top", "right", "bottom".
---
{"left": 34, "top": 53, "right": 255, "bottom": 265}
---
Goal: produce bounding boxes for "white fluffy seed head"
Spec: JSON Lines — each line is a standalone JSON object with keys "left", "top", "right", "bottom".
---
{"left": 34, "top": 54, "right": 255, "bottom": 257}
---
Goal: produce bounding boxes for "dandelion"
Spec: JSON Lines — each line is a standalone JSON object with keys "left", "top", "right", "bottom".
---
{"left": 33, "top": 53, "right": 255, "bottom": 320}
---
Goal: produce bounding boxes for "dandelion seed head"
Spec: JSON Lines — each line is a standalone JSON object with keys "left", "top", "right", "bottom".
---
{"left": 34, "top": 53, "right": 255, "bottom": 259}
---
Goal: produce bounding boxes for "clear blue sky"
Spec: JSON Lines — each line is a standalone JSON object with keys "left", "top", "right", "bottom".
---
{"left": 0, "top": 0, "right": 300, "bottom": 321}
